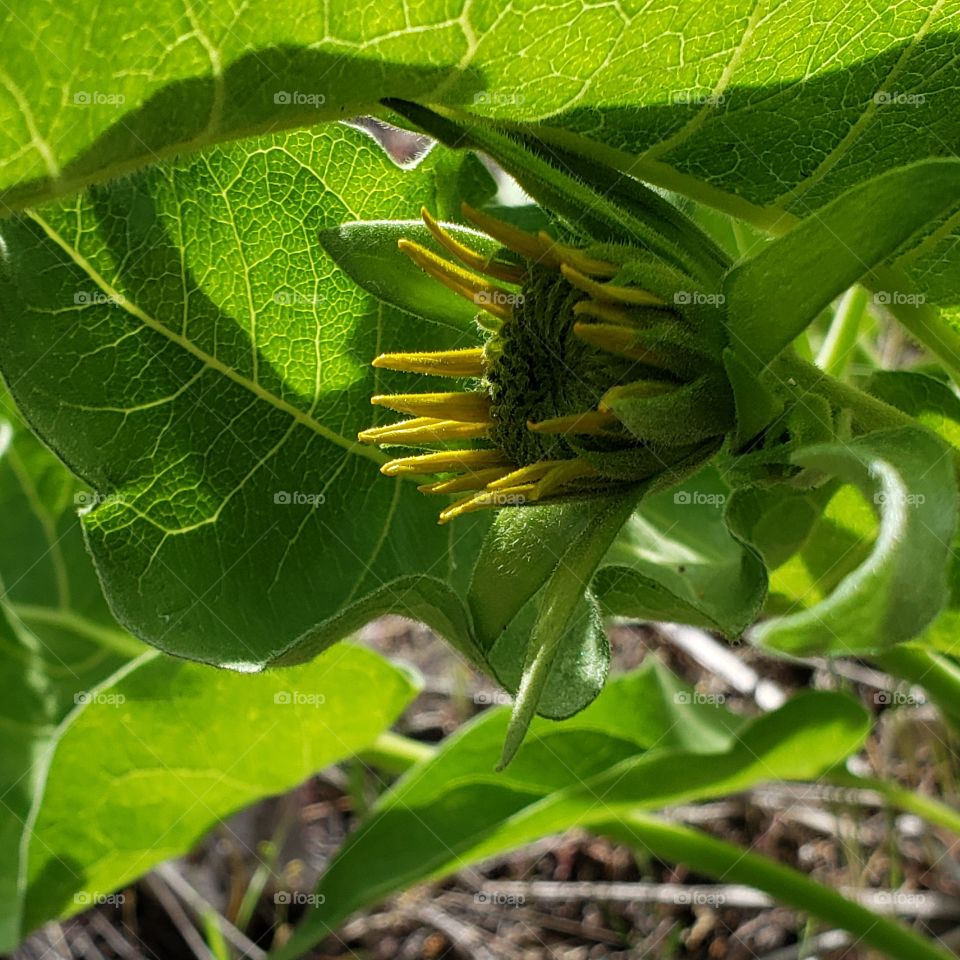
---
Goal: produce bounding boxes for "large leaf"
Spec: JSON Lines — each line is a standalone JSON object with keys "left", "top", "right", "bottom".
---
{"left": 866, "top": 371, "right": 960, "bottom": 657}
{"left": 0, "top": 124, "right": 497, "bottom": 672}
{"left": 0, "top": 391, "right": 418, "bottom": 950}
{"left": 274, "top": 661, "right": 868, "bottom": 959}
{"left": 732, "top": 372, "right": 960, "bottom": 622}
{"left": 19, "top": 643, "right": 417, "bottom": 940}
{"left": 0, "top": 395, "right": 139, "bottom": 652}
{"left": 2, "top": 4, "right": 958, "bottom": 230}
{"left": 752, "top": 427, "right": 957, "bottom": 656}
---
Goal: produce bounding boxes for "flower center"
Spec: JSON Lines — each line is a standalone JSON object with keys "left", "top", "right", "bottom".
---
{"left": 486, "top": 265, "right": 636, "bottom": 466}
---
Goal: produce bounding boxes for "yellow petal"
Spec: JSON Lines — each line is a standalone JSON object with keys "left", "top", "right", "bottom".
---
{"left": 372, "top": 347, "right": 487, "bottom": 378}
{"left": 418, "top": 467, "right": 514, "bottom": 495}
{"left": 398, "top": 239, "right": 514, "bottom": 320}
{"left": 486, "top": 460, "right": 571, "bottom": 490}
{"left": 526, "top": 410, "right": 620, "bottom": 435}
{"left": 536, "top": 232, "right": 617, "bottom": 276}
{"left": 380, "top": 448, "right": 511, "bottom": 477}
{"left": 360, "top": 418, "right": 489, "bottom": 444}
{"left": 420, "top": 207, "right": 526, "bottom": 284}
{"left": 561, "top": 264, "right": 665, "bottom": 306}
{"left": 531, "top": 459, "right": 599, "bottom": 501}
{"left": 461, "top": 202, "right": 560, "bottom": 268}
{"left": 572, "top": 300, "right": 639, "bottom": 327}
{"left": 599, "top": 380, "right": 678, "bottom": 412}
{"left": 371, "top": 391, "right": 491, "bottom": 421}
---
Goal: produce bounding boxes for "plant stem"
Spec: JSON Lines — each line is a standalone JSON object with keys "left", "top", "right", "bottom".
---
{"left": 604, "top": 812, "right": 956, "bottom": 960}
{"left": 778, "top": 355, "right": 960, "bottom": 481}
{"left": 513, "top": 120, "right": 795, "bottom": 234}
{"left": 358, "top": 730, "right": 434, "bottom": 774}
{"left": 827, "top": 769, "right": 960, "bottom": 836}
{"left": 817, "top": 286, "right": 870, "bottom": 379}
{"left": 777, "top": 354, "right": 913, "bottom": 432}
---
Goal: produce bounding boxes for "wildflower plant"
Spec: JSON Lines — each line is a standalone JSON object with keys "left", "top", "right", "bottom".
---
{"left": 2, "top": 11, "right": 960, "bottom": 954}
{"left": 315, "top": 101, "right": 960, "bottom": 758}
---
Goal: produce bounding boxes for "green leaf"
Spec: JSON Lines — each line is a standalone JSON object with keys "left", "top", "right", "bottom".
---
{"left": 274, "top": 662, "right": 867, "bottom": 959}
{"left": 853, "top": 372, "right": 960, "bottom": 658}
{"left": 491, "top": 492, "right": 640, "bottom": 766}
{"left": 4, "top": 6, "right": 959, "bottom": 242}
{"left": 318, "top": 219, "right": 504, "bottom": 327}
{"left": 467, "top": 498, "right": 622, "bottom": 723}
{"left": 753, "top": 427, "right": 957, "bottom": 656}
{"left": 0, "top": 125, "right": 494, "bottom": 671}
{"left": 605, "top": 812, "right": 956, "bottom": 960}
{"left": 20, "top": 643, "right": 417, "bottom": 939}
{"left": 596, "top": 468, "right": 767, "bottom": 636}
{"left": 0, "top": 390, "right": 419, "bottom": 950}
{"left": 0, "top": 415, "right": 143, "bottom": 657}
{"left": 867, "top": 369, "right": 960, "bottom": 453}
{"left": 724, "top": 160, "right": 960, "bottom": 371}
{"left": 0, "top": 403, "right": 139, "bottom": 950}
{"left": 726, "top": 482, "right": 837, "bottom": 575}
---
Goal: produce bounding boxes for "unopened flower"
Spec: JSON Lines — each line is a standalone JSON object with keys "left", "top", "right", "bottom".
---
{"left": 359, "top": 205, "right": 733, "bottom": 523}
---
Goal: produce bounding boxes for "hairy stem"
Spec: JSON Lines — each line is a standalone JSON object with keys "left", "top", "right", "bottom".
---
{"left": 764, "top": 354, "right": 960, "bottom": 481}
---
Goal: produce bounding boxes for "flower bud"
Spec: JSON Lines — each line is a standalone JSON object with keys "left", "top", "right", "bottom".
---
{"left": 359, "top": 205, "right": 733, "bottom": 522}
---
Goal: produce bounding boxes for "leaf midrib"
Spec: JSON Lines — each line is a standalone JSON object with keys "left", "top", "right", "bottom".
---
{"left": 26, "top": 210, "right": 386, "bottom": 467}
